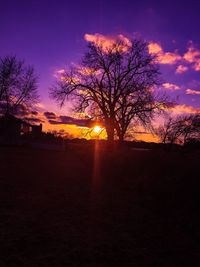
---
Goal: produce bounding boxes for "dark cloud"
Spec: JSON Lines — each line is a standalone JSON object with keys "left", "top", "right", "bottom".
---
{"left": 48, "top": 115, "right": 92, "bottom": 127}
{"left": 14, "top": 104, "right": 31, "bottom": 116}
{"left": 24, "top": 117, "right": 44, "bottom": 124}
{"left": 44, "top": 111, "right": 57, "bottom": 119}
{"left": 48, "top": 119, "right": 61, "bottom": 125}
{"left": 60, "top": 115, "right": 92, "bottom": 127}
{"left": 0, "top": 102, "right": 30, "bottom": 116}
{"left": 0, "top": 103, "right": 39, "bottom": 118}
{"left": 31, "top": 111, "right": 38, "bottom": 115}
{"left": 59, "top": 116, "right": 74, "bottom": 123}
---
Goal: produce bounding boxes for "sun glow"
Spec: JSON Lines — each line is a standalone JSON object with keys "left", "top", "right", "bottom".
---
{"left": 93, "top": 125, "right": 102, "bottom": 134}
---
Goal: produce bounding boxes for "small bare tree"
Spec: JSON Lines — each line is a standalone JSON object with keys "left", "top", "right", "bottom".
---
{"left": 181, "top": 114, "right": 200, "bottom": 144}
{"left": 50, "top": 37, "right": 167, "bottom": 142}
{"left": 0, "top": 55, "right": 39, "bottom": 115}
{"left": 157, "top": 114, "right": 200, "bottom": 146}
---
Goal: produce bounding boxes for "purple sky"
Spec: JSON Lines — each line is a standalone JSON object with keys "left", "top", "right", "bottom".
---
{"left": 0, "top": 0, "right": 200, "bottom": 116}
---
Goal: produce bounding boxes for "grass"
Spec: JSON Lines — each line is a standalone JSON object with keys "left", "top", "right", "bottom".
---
{"left": 0, "top": 144, "right": 199, "bottom": 266}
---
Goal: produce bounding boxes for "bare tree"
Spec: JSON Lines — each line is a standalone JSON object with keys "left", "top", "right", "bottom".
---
{"left": 0, "top": 55, "right": 39, "bottom": 115}
{"left": 114, "top": 90, "right": 170, "bottom": 141}
{"left": 181, "top": 114, "right": 200, "bottom": 144}
{"left": 50, "top": 37, "right": 167, "bottom": 142}
{"left": 157, "top": 114, "right": 200, "bottom": 146}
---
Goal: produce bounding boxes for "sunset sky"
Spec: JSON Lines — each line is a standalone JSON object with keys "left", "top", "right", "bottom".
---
{"left": 0, "top": 0, "right": 200, "bottom": 140}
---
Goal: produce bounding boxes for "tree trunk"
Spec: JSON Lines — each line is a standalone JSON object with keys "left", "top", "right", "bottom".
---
{"left": 106, "top": 125, "right": 114, "bottom": 142}
{"left": 118, "top": 133, "right": 125, "bottom": 142}
{"left": 116, "top": 125, "right": 125, "bottom": 143}
{"left": 105, "top": 118, "right": 115, "bottom": 143}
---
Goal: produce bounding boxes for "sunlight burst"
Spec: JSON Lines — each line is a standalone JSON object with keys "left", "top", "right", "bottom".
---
{"left": 93, "top": 125, "right": 102, "bottom": 134}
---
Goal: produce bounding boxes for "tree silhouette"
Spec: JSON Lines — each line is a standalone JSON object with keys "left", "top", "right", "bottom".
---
{"left": 50, "top": 37, "right": 168, "bottom": 142}
{"left": 157, "top": 114, "right": 200, "bottom": 146}
{"left": 0, "top": 55, "right": 39, "bottom": 115}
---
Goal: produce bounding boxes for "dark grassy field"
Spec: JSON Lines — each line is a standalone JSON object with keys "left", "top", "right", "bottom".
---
{"left": 0, "top": 144, "right": 200, "bottom": 266}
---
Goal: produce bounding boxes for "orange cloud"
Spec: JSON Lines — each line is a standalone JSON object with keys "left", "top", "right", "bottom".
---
{"left": 159, "top": 52, "right": 181, "bottom": 64}
{"left": 183, "top": 43, "right": 200, "bottom": 71}
{"left": 77, "top": 66, "right": 101, "bottom": 76}
{"left": 183, "top": 45, "right": 200, "bottom": 63}
{"left": 84, "top": 33, "right": 132, "bottom": 53}
{"left": 176, "top": 64, "right": 188, "bottom": 74}
{"left": 170, "top": 104, "right": 200, "bottom": 115}
{"left": 55, "top": 69, "right": 81, "bottom": 84}
{"left": 148, "top": 42, "right": 163, "bottom": 54}
{"left": 186, "top": 89, "right": 200, "bottom": 95}
{"left": 193, "top": 61, "right": 200, "bottom": 71}
{"left": 148, "top": 42, "right": 181, "bottom": 64}
{"left": 162, "top": 83, "right": 180, "bottom": 91}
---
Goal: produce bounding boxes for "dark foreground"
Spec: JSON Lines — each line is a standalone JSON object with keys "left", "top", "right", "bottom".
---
{"left": 0, "top": 145, "right": 199, "bottom": 266}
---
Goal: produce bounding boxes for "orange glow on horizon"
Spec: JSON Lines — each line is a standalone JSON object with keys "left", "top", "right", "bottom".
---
{"left": 29, "top": 106, "right": 161, "bottom": 142}
{"left": 42, "top": 121, "right": 158, "bottom": 142}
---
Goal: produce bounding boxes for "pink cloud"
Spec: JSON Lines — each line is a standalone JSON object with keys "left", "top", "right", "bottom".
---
{"left": 183, "top": 43, "right": 200, "bottom": 71}
{"left": 183, "top": 45, "right": 200, "bottom": 63}
{"left": 148, "top": 42, "right": 163, "bottom": 54}
{"left": 193, "top": 61, "right": 200, "bottom": 71}
{"left": 186, "top": 89, "right": 200, "bottom": 95}
{"left": 162, "top": 83, "right": 180, "bottom": 91}
{"left": 148, "top": 42, "right": 181, "bottom": 65}
{"left": 158, "top": 52, "right": 181, "bottom": 64}
{"left": 176, "top": 64, "right": 188, "bottom": 74}
{"left": 170, "top": 104, "right": 200, "bottom": 115}
{"left": 54, "top": 69, "right": 66, "bottom": 79}
{"left": 84, "top": 33, "right": 132, "bottom": 53}
{"left": 56, "top": 69, "right": 65, "bottom": 74}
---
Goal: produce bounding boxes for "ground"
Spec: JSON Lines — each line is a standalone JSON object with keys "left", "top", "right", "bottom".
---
{"left": 0, "top": 144, "right": 199, "bottom": 266}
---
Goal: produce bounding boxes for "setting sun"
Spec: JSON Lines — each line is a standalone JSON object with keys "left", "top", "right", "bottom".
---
{"left": 93, "top": 125, "right": 102, "bottom": 134}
